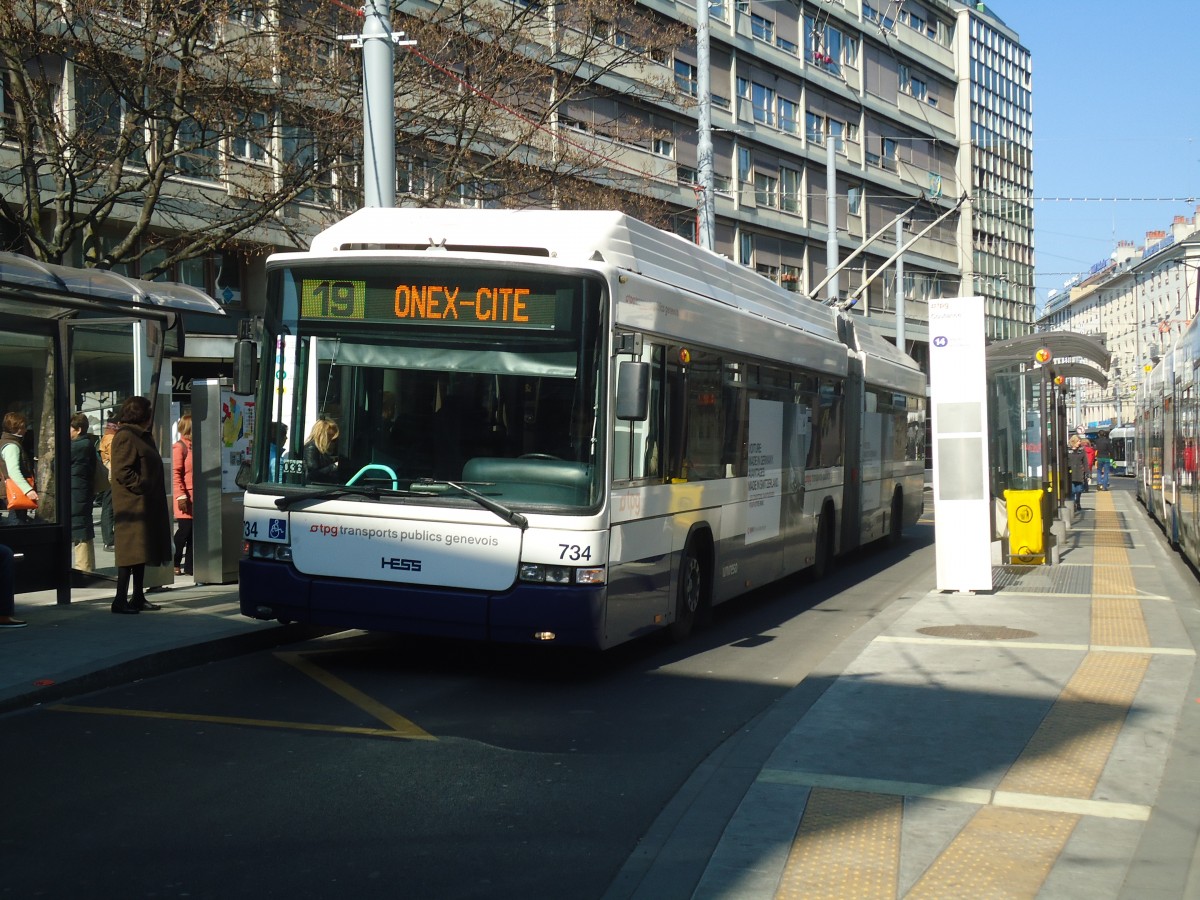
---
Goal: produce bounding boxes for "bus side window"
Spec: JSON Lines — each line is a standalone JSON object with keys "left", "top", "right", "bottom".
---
{"left": 615, "top": 343, "right": 664, "bottom": 482}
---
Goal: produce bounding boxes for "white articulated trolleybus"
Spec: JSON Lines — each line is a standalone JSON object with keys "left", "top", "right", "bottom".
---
{"left": 239, "top": 209, "right": 926, "bottom": 649}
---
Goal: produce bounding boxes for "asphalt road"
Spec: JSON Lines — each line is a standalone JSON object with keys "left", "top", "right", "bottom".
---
{"left": 0, "top": 521, "right": 934, "bottom": 900}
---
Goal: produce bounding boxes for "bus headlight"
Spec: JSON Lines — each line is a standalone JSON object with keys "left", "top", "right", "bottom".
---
{"left": 245, "top": 541, "right": 292, "bottom": 562}
{"left": 518, "top": 563, "right": 606, "bottom": 585}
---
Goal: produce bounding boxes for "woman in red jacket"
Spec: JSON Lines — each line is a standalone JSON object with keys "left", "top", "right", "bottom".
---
{"left": 172, "top": 413, "right": 194, "bottom": 576}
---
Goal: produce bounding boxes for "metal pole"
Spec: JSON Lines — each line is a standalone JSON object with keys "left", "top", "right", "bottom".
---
{"left": 362, "top": 0, "right": 396, "bottom": 208}
{"left": 695, "top": 1, "right": 714, "bottom": 250}
{"left": 825, "top": 138, "right": 838, "bottom": 302}
{"left": 895, "top": 218, "right": 906, "bottom": 352}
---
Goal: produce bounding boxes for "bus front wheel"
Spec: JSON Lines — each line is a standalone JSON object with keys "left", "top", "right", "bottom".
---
{"left": 669, "top": 542, "right": 705, "bottom": 642}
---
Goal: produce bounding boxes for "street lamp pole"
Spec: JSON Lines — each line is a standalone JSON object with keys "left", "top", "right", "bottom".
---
{"left": 695, "top": 1, "right": 715, "bottom": 251}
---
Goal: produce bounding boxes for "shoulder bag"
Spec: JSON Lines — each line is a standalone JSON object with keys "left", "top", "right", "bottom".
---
{"left": 4, "top": 476, "right": 36, "bottom": 511}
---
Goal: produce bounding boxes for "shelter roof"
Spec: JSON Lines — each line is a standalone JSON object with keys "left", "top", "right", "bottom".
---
{"left": 986, "top": 331, "right": 1111, "bottom": 372}
{"left": 0, "top": 252, "right": 225, "bottom": 319}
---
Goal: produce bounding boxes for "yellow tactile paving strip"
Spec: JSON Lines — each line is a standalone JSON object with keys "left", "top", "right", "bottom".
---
{"left": 904, "top": 807, "right": 1080, "bottom": 899}
{"left": 1092, "top": 597, "right": 1150, "bottom": 647}
{"left": 996, "top": 651, "right": 1150, "bottom": 798}
{"left": 772, "top": 488, "right": 1156, "bottom": 898}
{"left": 774, "top": 789, "right": 901, "bottom": 900}
{"left": 1091, "top": 492, "right": 1140, "bottom": 600}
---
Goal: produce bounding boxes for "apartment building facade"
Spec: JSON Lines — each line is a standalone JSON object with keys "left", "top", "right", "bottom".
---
{"left": 1, "top": 0, "right": 1036, "bottom": 373}
{"left": 1037, "top": 211, "right": 1200, "bottom": 429}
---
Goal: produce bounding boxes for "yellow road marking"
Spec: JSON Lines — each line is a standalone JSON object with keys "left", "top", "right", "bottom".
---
{"left": 275, "top": 650, "right": 434, "bottom": 740}
{"left": 50, "top": 704, "right": 419, "bottom": 739}
{"left": 49, "top": 649, "right": 435, "bottom": 742}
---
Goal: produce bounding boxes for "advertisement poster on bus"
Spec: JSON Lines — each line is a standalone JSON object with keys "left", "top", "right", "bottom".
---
{"left": 746, "top": 398, "right": 783, "bottom": 543}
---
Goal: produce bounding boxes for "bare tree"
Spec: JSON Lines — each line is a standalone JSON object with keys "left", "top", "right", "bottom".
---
{"left": 391, "top": 0, "right": 690, "bottom": 217}
{"left": 0, "top": 0, "right": 693, "bottom": 275}
{"left": 0, "top": 0, "right": 363, "bottom": 275}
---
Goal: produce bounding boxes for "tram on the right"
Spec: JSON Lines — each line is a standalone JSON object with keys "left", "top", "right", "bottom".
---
{"left": 1135, "top": 313, "right": 1199, "bottom": 567}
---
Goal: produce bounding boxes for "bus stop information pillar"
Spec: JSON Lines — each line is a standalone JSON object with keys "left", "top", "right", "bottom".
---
{"left": 928, "top": 296, "right": 992, "bottom": 592}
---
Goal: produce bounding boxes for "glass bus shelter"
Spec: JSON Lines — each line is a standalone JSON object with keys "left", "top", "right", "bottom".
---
{"left": 0, "top": 252, "right": 224, "bottom": 602}
{"left": 986, "top": 332, "right": 1111, "bottom": 551}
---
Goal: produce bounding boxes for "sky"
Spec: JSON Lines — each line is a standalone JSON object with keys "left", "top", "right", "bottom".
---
{"left": 1011, "top": 1, "right": 1200, "bottom": 312}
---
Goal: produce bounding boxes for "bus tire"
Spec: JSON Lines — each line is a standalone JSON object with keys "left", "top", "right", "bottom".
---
{"left": 888, "top": 489, "right": 904, "bottom": 545}
{"left": 669, "top": 539, "right": 707, "bottom": 642}
{"left": 811, "top": 507, "right": 835, "bottom": 580}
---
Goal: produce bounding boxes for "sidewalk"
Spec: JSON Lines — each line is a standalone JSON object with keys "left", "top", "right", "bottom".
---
{"left": 0, "top": 573, "right": 295, "bottom": 715}
{"left": 608, "top": 485, "right": 1200, "bottom": 900}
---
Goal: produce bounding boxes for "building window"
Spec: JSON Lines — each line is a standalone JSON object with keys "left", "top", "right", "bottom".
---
{"left": 781, "top": 167, "right": 801, "bottom": 213}
{"left": 806, "top": 112, "right": 824, "bottom": 144}
{"left": 232, "top": 110, "right": 269, "bottom": 162}
{"left": 846, "top": 184, "right": 862, "bottom": 215}
{"left": 653, "top": 138, "right": 674, "bottom": 158}
{"left": 882, "top": 137, "right": 897, "bottom": 168}
{"left": 739, "top": 231, "right": 754, "bottom": 266}
{"left": 754, "top": 172, "right": 778, "bottom": 208}
{"left": 176, "top": 116, "right": 220, "bottom": 181}
{"left": 781, "top": 264, "right": 802, "bottom": 292}
{"left": 737, "top": 146, "right": 752, "bottom": 183}
{"left": 828, "top": 119, "right": 846, "bottom": 152}
{"left": 751, "top": 82, "right": 775, "bottom": 126}
{"left": 750, "top": 13, "right": 774, "bottom": 44}
{"left": 778, "top": 97, "right": 798, "bottom": 133}
{"left": 674, "top": 59, "right": 698, "bottom": 97}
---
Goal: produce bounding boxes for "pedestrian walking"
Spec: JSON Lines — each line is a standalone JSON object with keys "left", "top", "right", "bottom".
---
{"left": 1068, "top": 435, "right": 1088, "bottom": 513}
{"left": 171, "top": 413, "right": 194, "bottom": 576}
{"left": 0, "top": 543, "right": 25, "bottom": 628}
{"left": 1094, "top": 429, "right": 1113, "bottom": 491}
{"left": 68, "top": 413, "right": 97, "bottom": 571}
{"left": 109, "top": 396, "right": 172, "bottom": 614}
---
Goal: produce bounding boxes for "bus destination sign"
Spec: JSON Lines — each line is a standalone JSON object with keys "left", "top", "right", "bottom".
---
{"left": 300, "top": 277, "right": 562, "bottom": 329}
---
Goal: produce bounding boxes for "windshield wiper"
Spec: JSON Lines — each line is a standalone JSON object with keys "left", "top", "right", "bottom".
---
{"left": 274, "top": 485, "right": 385, "bottom": 510}
{"left": 416, "top": 478, "right": 529, "bottom": 531}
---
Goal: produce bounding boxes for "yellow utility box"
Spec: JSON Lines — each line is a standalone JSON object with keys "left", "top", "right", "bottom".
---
{"left": 1004, "top": 489, "right": 1045, "bottom": 565}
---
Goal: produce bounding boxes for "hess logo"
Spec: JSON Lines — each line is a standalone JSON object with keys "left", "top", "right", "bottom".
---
{"left": 382, "top": 557, "right": 422, "bottom": 571}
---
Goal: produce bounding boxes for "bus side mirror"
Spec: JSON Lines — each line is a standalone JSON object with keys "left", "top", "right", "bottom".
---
{"left": 616, "top": 361, "right": 649, "bottom": 421}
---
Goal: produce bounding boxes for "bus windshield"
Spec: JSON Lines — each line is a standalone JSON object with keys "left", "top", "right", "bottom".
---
{"left": 251, "top": 260, "right": 607, "bottom": 512}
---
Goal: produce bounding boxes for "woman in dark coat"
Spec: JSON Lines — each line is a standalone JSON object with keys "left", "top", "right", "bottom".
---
{"left": 68, "top": 413, "right": 97, "bottom": 571}
{"left": 109, "top": 396, "right": 172, "bottom": 614}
